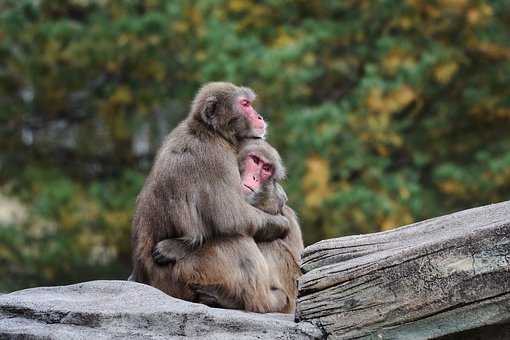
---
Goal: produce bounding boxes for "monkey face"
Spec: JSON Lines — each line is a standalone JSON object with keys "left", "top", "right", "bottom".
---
{"left": 237, "top": 139, "right": 287, "bottom": 214}
{"left": 237, "top": 96, "right": 266, "bottom": 138}
{"left": 241, "top": 154, "right": 287, "bottom": 215}
{"left": 241, "top": 153, "right": 274, "bottom": 195}
{"left": 190, "top": 82, "right": 267, "bottom": 142}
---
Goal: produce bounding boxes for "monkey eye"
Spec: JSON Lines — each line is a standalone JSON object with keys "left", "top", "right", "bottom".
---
{"left": 250, "top": 155, "right": 260, "bottom": 165}
{"left": 240, "top": 99, "right": 250, "bottom": 107}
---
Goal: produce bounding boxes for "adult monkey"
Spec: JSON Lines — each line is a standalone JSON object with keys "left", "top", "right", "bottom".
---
{"left": 130, "top": 83, "right": 290, "bottom": 287}
{"left": 153, "top": 139, "right": 304, "bottom": 313}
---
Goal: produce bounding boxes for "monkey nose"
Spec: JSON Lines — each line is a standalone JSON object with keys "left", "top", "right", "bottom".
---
{"left": 257, "top": 115, "right": 263, "bottom": 120}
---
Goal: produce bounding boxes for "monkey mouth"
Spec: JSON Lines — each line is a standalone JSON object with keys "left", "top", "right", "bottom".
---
{"left": 243, "top": 184, "right": 255, "bottom": 193}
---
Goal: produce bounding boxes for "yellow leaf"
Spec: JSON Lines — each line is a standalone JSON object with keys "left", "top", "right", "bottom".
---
{"left": 303, "top": 53, "right": 316, "bottom": 66}
{"left": 467, "top": 4, "right": 493, "bottom": 25}
{"left": 375, "top": 145, "right": 390, "bottom": 156}
{"left": 147, "top": 35, "right": 161, "bottom": 45}
{"left": 173, "top": 21, "right": 188, "bottom": 33}
{"left": 272, "top": 31, "right": 295, "bottom": 48}
{"left": 398, "top": 17, "right": 413, "bottom": 30}
{"left": 434, "top": 62, "right": 459, "bottom": 84}
{"left": 495, "top": 108, "right": 510, "bottom": 119}
{"left": 366, "top": 87, "right": 384, "bottom": 113}
{"left": 438, "top": 179, "right": 465, "bottom": 195}
{"left": 110, "top": 86, "right": 133, "bottom": 105}
{"left": 470, "top": 41, "right": 510, "bottom": 60}
{"left": 106, "top": 61, "right": 120, "bottom": 73}
{"left": 380, "top": 217, "right": 397, "bottom": 231}
{"left": 366, "top": 86, "right": 416, "bottom": 115}
{"left": 228, "top": 0, "right": 250, "bottom": 12}
{"left": 399, "top": 187, "right": 410, "bottom": 200}
{"left": 382, "top": 49, "right": 415, "bottom": 75}
{"left": 379, "top": 206, "right": 414, "bottom": 231}
{"left": 118, "top": 33, "right": 130, "bottom": 47}
{"left": 438, "top": 0, "right": 468, "bottom": 11}
{"left": 104, "top": 211, "right": 131, "bottom": 229}
{"left": 302, "top": 155, "right": 332, "bottom": 209}
{"left": 146, "top": 61, "right": 166, "bottom": 81}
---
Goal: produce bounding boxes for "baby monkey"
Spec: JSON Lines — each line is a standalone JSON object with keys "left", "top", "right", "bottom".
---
{"left": 151, "top": 139, "right": 303, "bottom": 313}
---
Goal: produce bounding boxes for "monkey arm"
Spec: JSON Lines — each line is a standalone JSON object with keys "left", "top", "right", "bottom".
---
{"left": 151, "top": 200, "right": 291, "bottom": 266}
{"left": 151, "top": 209, "right": 289, "bottom": 266}
{"left": 281, "top": 205, "right": 304, "bottom": 258}
{"left": 158, "top": 139, "right": 289, "bottom": 246}
{"left": 252, "top": 214, "right": 290, "bottom": 242}
{"left": 199, "top": 186, "right": 289, "bottom": 240}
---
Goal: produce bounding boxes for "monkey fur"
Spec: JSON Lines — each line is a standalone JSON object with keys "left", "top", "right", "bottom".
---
{"left": 152, "top": 139, "right": 304, "bottom": 313}
{"left": 130, "top": 83, "right": 290, "bottom": 288}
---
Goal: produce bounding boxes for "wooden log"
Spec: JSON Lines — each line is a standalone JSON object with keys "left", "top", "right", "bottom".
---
{"left": 296, "top": 200, "right": 510, "bottom": 339}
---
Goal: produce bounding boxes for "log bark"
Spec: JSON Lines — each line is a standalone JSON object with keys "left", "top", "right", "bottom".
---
{"left": 296, "top": 200, "right": 510, "bottom": 339}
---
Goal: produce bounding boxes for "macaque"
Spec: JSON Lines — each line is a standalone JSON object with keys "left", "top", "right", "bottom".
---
{"left": 152, "top": 139, "right": 304, "bottom": 313}
{"left": 239, "top": 139, "right": 304, "bottom": 312}
{"left": 130, "top": 82, "right": 290, "bottom": 287}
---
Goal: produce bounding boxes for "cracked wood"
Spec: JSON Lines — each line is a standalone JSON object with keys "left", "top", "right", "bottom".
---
{"left": 296, "top": 200, "right": 510, "bottom": 339}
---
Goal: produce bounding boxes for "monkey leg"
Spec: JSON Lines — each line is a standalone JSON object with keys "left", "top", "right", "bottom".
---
{"left": 188, "top": 282, "right": 287, "bottom": 313}
{"left": 174, "top": 237, "right": 288, "bottom": 313}
{"left": 189, "top": 283, "right": 241, "bottom": 309}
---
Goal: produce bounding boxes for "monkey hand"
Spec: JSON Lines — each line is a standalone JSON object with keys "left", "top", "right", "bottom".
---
{"left": 189, "top": 283, "right": 223, "bottom": 308}
{"left": 254, "top": 214, "right": 290, "bottom": 242}
{"left": 152, "top": 239, "right": 188, "bottom": 266}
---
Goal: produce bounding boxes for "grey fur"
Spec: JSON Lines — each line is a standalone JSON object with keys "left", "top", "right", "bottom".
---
{"left": 130, "top": 82, "right": 289, "bottom": 286}
{"left": 152, "top": 139, "right": 304, "bottom": 313}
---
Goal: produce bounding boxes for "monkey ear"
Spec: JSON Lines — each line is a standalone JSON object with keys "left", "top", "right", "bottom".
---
{"left": 201, "top": 95, "right": 218, "bottom": 124}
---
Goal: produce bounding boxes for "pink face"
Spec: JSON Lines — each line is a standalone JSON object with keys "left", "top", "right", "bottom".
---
{"left": 241, "top": 153, "right": 274, "bottom": 194}
{"left": 239, "top": 97, "right": 266, "bottom": 137}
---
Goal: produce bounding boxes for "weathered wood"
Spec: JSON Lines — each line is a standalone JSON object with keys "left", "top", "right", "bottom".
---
{"left": 296, "top": 200, "right": 510, "bottom": 339}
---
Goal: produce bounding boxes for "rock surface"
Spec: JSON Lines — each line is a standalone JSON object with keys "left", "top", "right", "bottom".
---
{"left": 297, "top": 200, "right": 510, "bottom": 339}
{"left": 0, "top": 280, "right": 323, "bottom": 340}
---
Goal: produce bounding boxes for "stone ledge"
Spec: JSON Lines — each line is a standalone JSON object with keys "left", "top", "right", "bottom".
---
{"left": 0, "top": 280, "right": 323, "bottom": 340}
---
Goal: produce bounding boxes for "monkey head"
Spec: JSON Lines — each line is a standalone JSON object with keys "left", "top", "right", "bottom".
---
{"left": 238, "top": 139, "right": 287, "bottom": 214}
{"left": 190, "top": 82, "right": 267, "bottom": 142}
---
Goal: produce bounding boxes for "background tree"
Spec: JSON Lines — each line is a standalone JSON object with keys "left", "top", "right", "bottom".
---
{"left": 1, "top": 0, "right": 509, "bottom": 291}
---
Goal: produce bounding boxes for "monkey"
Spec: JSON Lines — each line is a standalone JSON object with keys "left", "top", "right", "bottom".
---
{"left": 151, "top": 139, "right": 304, "bottom": 313}
{"left": 130, "top": 82, "right": 290, "bottom": 289}
{"left": 238, "top": 139, "right": 304, "bottom": 312}
{"left": 260, "top": 204, "right": 303, "bottom": 312}
{"left": 247, "top": 182, "right": 304, "bottom": 313}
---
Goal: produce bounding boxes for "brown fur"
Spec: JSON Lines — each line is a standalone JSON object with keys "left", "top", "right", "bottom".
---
{"left": 130, "top": 82, "right": 289, "bottom": 287}
{"left": 151, "top": 236, "right": 287, "bottom": 312}
{"left": 258, "top": 205, "right": 304, "bottom": 313}
{"left": 152, "top": 139, "right": 304, "bottom": 313}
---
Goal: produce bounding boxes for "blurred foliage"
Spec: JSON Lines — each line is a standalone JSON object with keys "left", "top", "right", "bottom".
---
{"left": 1, "top": 0, "right": 510, "bottom": 291}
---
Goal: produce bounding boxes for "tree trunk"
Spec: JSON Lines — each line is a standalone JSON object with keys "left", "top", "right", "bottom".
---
{"left": 296, "top": 200, "right": 510, "bottom": 339}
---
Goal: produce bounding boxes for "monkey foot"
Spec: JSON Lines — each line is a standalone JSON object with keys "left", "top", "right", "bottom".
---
{"left": 190, "top": 284, "right": 222, "bottom": 307}
{"left": 152, "top": 248, "right": 176, "bottom": 265}
{"left": 152, "top": 239, "right": 188, "bottom": 265}
{"left": 189, "top": 283, "right": 240, "bottom": 309}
